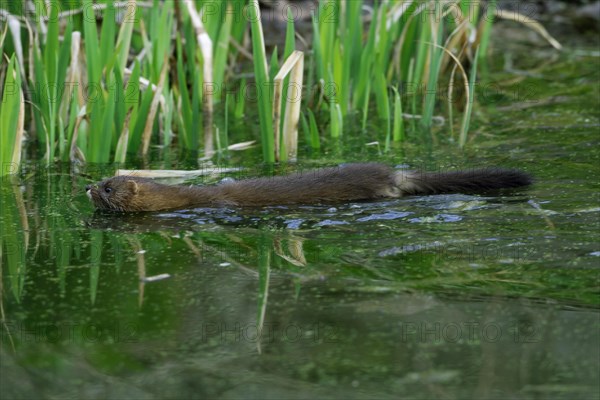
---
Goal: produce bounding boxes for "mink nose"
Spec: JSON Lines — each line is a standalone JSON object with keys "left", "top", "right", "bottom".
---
{"left": 85, "top": 184, "right": 92, "bottom": 191}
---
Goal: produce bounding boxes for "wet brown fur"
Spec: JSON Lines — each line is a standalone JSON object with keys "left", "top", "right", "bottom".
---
{"left": 86, "top": 163, "right": 532, "bottom": 212}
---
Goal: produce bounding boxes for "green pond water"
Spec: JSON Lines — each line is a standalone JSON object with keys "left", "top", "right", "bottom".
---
{"left": 1, "top": 38, "right": 599, "bottom": 399}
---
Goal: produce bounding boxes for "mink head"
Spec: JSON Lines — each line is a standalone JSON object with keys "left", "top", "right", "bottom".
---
{"left": 86, "top": 176, "right": 147, "bottom": 212}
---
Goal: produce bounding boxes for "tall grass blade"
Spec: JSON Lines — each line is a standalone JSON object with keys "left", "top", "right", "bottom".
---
{"left": 421, "top": 12, "right": 444, "bottom": 130}
{"left": 116, "top": 0, "right": 136, "bottom": 72}
{"left": 64, "top": 93, "right": 80, "bottom": 162}
{"left": 234, "top": 78, "right": 246, "bottom": 118}
{"left": 249, "top": 0, "right": 274, "bottom": 162}
{"left": 141, "top": 57, "right": 169, "bottom": 156}
{"left": 5, "top": 14, "right": 25, "bottom": 81}
{"left": 493, "top": 7, "right": 561, "bottom": 50}
{"left": 115, "top": 110, "right": 133, "bottom": 163}
{"left": 91, "top": 73, "right": 116, "bottom": 163}
{"left": 311, "top": 12, "right": 324, "bottom": 81}
{"left": 99, "top": 1, "right": 116, "bottom": 68}
{"left": 184, "top": 0, "right": 214, "bottom": 158}
{"left": 130, "top": 79, "right": 155, "bottom": 153}
{"left": 0, "top": 20, "right": 6, "bottom": 60}
{"left": 327, "top": 67, "right": 342, "bottom": 138}
{"left": 352, "top": 3, "right": 377, "bottom": 111}
{"left": 392, "top": 88, "right": 404, "bottom": 142}
{"left": 460, "top": 47, "right": 480, "bottom": 147}
{"left": 44, "top": 2, "right": 59, "bottom": 93}
{"left": 175, "top": 36, "right": 193, "bottom": 149}
{"left": 330, "top": 103, "right": 343, "bottom": 138}
{"left": 113, "top": 67, "right": 126, "bottom": 146}
{"left": 279, "top": 7, "right": 296, "bottom": 136}
{"left": 374, "top": 68, "right": 390, "bottom": 120}
{"left": 0, "top": 55, "right": 22, "bottom": 175}
{"left": 213, "top": 4, "right": 233, "bottom": 102}
{"left": 273, "top": 51, "right": 304, "bottom": 161}
{"left": 306, "top": 109, "right": 320, "bottom": 149}
{"left": 221, "top": 93, "right": 230, "bottom": 151}
{"left": 478, "top": 0, "right": 495, "bottom": 59}
{"left": 361, "top": 77, "right": 371, "bottom": 131}
{"left": 162, "top": 91, "right": 175, "bottom": 147}
{"left": 82, "top": 0, "right": 101, "bottom": 85}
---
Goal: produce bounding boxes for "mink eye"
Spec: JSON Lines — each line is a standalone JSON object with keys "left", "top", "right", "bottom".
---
{"left": 104, "top": 187, "right": 112, "bottom": 193}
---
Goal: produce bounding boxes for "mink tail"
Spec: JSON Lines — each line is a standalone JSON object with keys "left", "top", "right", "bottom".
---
{"left": 396, "top": 168, "right": 532, "bottom": 196}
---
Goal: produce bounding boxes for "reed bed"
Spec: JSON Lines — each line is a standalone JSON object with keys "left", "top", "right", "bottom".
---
{"left": 0, "top": 0, "right": 560, "bottom": 174}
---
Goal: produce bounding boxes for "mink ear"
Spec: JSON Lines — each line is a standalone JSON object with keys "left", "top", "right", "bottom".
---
{"left": 127, "top": 180, "right": 139, "bottom": 194}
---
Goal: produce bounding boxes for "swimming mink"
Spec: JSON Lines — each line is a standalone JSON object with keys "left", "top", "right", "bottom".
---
{"left": 86, "top": 163, "right": 532, "bottom": 212}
